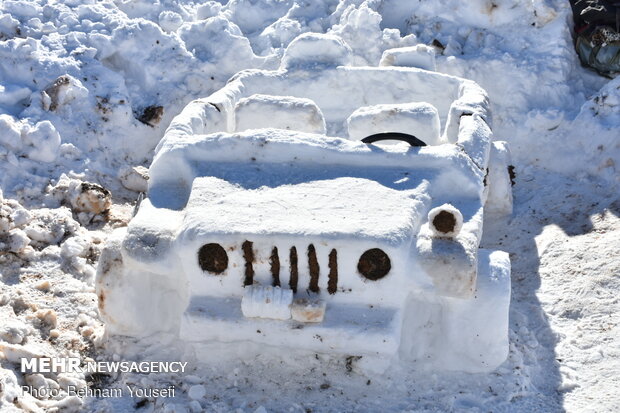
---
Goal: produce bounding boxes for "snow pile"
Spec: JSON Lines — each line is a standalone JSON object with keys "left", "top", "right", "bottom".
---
{"left": 0, "top": 115, "right": 61, "bottom": 164}
{"left": 0, "top": 0, "right": 280, "bottom": 198}
{"left": 551, "top": 76, "right": 620, "bottom": 184}
{"left": 0, "top": 191, "right": 107, "bottom": 412}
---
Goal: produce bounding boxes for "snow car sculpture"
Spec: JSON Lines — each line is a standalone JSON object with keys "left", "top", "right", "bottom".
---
{"left": 96, "top": 34, "right": 513, "bottom": 373}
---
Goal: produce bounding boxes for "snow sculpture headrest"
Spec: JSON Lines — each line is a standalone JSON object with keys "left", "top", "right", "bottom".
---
{"left": 347, "top": 102, "right": 442, "bottom": 146}
{"left": 281, "top": 33, "right": 352, "bottom": 69}
{"left": 234, "top": 94, "right": 327, "bottom": 134}
{"left": 379, "top": 45, "right": 437, "bottom": 72}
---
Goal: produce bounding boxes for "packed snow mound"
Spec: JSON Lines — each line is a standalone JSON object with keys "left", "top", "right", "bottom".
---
{"left": 0, "top": 0, "right": 607, "bottom": 200}
{"left": 556, "top": 77, "right": 620, "bottom": 185}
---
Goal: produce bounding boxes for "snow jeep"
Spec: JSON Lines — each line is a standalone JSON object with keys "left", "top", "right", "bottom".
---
{"left": 96, "top": 34, "right": 513, "bottom": 373}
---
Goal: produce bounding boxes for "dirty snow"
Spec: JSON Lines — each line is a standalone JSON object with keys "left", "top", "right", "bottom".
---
{"left": 0, "top": 0, "right": 618, "bottom": 412}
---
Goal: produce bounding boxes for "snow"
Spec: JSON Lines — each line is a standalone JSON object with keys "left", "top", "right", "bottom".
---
{"left": 241, "top": 286, "right": 294, "bottom": 321}
{"left": 346, "top": 102, "right": 442, "bottom": 144}
{"left": 0, "top": 0, "right": 619, "bottom": 412}
{"left": 235, "top": 94, "right": 326, "bottom": 134}
{"left": 98, "top": 52, "right": 509, "bottom": 373}
{"left": 379, "top": 44, "right": 437, "bottom": 71}
{"left": 280, "top": 32, "right": 352, "bottom": 68}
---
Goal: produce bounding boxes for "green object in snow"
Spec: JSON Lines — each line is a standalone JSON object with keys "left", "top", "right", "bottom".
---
{"left": 576, "top": 26, "right": 620, "bottom": 76}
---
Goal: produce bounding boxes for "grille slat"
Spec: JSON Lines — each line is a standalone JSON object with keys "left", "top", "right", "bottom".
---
{"left": 270, "top": 247, "right": 281, "bottom": 287}
{"left": 328, "top": 249, "right": 338, "bottom": 294}
{"left": 308, "top": 244, "right": 320, "bottom": 293}
{"left": 242, "top": 241, "right": 254, "bottom": 286}
{"left": 289, "top": 246, "right": 298, "bottom": 293}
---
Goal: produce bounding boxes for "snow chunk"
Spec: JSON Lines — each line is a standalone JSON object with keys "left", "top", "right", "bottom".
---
{"left": 235, "top": 94, "right": 326, "bottom": 135}
{"left": 34, "top": 309, "right": 58, "bottom": 329}
{"left": 24, "top": 207, "right": 79, "bottom": 245}
{"left": 11, "top": 207, "right": 31, "bottom": 228}
{"left": 330, "top": 3, "right": 385, "bottom": 65}
{"left": 158, "top": 11, "right": 183, "bottom": 32}
{"left": 260, "top": 18, "right": 302, "bottom": 48}
{"left": 189, "top": 401, "right": 202, "bottom": 413}
{"left": 187, "top": 384, "right": 206, "bottom": 400}
{"left": 0, "top": 114, "right": 22, "bottom": 151}
{"left": 0, "top": 84, "right": 31, "bottom": 107}
{"left": 347, "top": 102, "right": 442, "bottom": 145}
{"left": 291, "top": 298, "right": 326, "bottom": 323}
{"left": 380, "top": 45, "right": 437, "bottom": 72}
{"left": 178, "top": 16, "right": 259, "bottom": 73}
{"left": 196, "top": 3, "right": 222, "bottom": 20}
{"left": 8, "top": 228, "right": 29, "bottom": 253}
{"left": 119, "top": 165, "right": 149, "bottom": 193}
{"left": 2, "top": 1, "right": 40, "bottom": 18}
{"left": 61, "top": 236, "right": 90, "bottom": 258}
{"left": 281, "top": 33, "right": 351, "bottom": 69}
{"left": 25, "top": 373, "right": 60, "bottom": 399}
{"left": 22, "top": 121, "right": 61, "bottom": 163}
{"left": 41, "top": 75, "right": 88, "bottom": 112}
{"left": 50, "top": 175, "right": 112, "bottom": 215}
{"left": 0, "top": 320, "right": 31, "bottom": 344}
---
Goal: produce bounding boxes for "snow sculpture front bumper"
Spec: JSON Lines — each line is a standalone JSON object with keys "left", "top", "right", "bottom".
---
{"left": 180, "top": 249, "right": 510, "bottom": 372}
{"left": 241, "top": 285, "right": 327, "bottom": 323}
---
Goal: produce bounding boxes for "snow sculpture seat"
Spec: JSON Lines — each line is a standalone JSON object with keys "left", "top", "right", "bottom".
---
{"left": 346, "top": 102, "right": 442, "bottom": 145}
{"left": 96, "top": 33, "right": 513, "bottom": 374}
{"left": 379, "top": 45, "right": 437, "bottom": 72}
{"left": 234, "top": 94, "right": 326, "bottom": 135}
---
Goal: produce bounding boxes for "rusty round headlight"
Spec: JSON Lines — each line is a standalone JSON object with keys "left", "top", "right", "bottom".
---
{"left": 357, "top": 248, "right": 391, "bottom": 280}
{"left": 198, "top": 243, "right": 228, "bottom": 274}
{"left": 432, "top": 210, "right": 457, "bottom": 234}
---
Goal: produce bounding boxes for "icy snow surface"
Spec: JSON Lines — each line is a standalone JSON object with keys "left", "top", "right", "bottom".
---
{"left": 0, "top": 0, "right": 619, "bottom": 412}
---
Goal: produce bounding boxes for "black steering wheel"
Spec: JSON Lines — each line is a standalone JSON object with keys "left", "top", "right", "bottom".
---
{"left": 361, "top": 132, "right": 427, "bottom": 147}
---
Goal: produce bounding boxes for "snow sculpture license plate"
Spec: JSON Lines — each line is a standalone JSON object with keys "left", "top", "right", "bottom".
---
{"left": 96, "top": 33, "right": 513, "bottom": 373}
